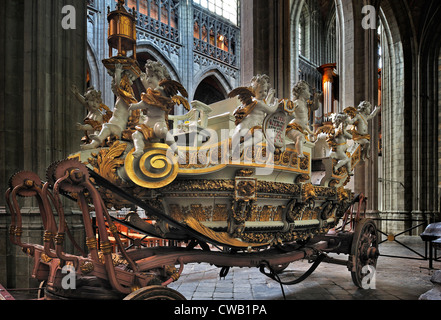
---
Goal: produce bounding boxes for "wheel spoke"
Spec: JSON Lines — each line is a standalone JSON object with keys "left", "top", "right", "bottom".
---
{"left": 123, "top": 285, "right": 186, "bottom": 300}
{"left": 350, "top": 219, "right": 379, "bottom": 288}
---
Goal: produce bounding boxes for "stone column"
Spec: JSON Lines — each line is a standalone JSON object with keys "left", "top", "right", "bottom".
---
{"left": 180, "top": 1, "right": 195, "bottom": 103}
{"left": 335, "top": 0, "right": 355, "bottom": 109}
{"left": 0, "top": 0, "right": 87, "bottom": 289}
{"left": 240, "top": 0, "right": 254, "bottom": 86}
{"left": 416, "top": 6, "right": 441, "bottom": 233}
{"left": 351, "top": 0, "right": 380, "bottom": 218}
{"left": 240, "top": 0, "right": 291, "bottom": 98}
{"left": 376, "top": 0, "right": 410, "bottom": 235}
{"left": 88, "top": 0, "right": 116, "bottom": 109}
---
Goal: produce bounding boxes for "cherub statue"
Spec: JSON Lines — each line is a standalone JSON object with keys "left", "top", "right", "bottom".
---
{"left": 285, "top": 81, "right": 318, "bottom": 158}
{"left": 71, "top": 85, "right": 112, "bottom": 144}
{"left": 344, "top": 101, "right": 380, "bottom": 160}
{"left": 81, "top": 63, "right": 138, "bottom": 150}
{"left": 128, "top": 60, "right": 190, "bottom": 158}
{"left": 228, "top": 74, "right": 278, "bottom": 158}
{"left": 327, "top": 112, "right": 353, "bottom": 176}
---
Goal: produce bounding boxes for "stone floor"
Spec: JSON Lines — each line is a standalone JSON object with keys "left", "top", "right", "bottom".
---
{"left": 168, "top": 236, "right": 439, "bottom": 300}
{"left": 5, "top": 236, "right": 439, "bottom": 301}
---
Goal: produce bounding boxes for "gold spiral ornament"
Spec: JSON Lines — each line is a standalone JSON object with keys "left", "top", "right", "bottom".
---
{"left": 124, "top": 143, "right": 179, "bottom": 189}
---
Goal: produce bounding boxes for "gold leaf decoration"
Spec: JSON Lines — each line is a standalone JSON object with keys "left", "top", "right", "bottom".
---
{"left": 213, "top": 204, "right": 228, "bottom": 221}
{"left": 184, "top": 217, "right": 267, "bottom": 248}
{"left": 302, "top": 183, "right": 316, "bottom": 201}
{"left": 88, "top": 141, "right": 127, "bottom": 184}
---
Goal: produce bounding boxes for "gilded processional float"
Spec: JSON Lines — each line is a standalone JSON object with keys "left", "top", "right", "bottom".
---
{"left": 6, "top": 1, "right": 381, "bottom": 300}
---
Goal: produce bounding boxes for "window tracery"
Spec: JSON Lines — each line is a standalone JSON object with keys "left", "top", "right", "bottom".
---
{"left": 119, "top": 0, "right": 180, "bottom": 42}
{"left": 296, "top": 1, "right": 338, "bottom": 95}
{"left": 193, "top": 5, "right": 239, "bottom": 67}
{"left": 193, "top": 0, "right": 238, "bottom": 26}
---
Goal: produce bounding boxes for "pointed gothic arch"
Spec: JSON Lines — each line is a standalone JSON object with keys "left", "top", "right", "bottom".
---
{"left": 298, "top": 4, "right": 311, "bottom": 59}
{"left": 86, "top": 41, "right": 101, "bottom": 90}
{"left": 193, "top": 68, "right": 231, "bottom": 105}
{"left": 291, "top": 0, "right": 339, "bottom": 98}
{"left": 135, "top": 43, "right": 181, "bottom": 82}
{"left": 376, "top": 4, "right": 406, "bottom": 230}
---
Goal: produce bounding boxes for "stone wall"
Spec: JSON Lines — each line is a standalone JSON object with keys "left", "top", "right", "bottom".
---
{"left": 0, "top": 0, "right": 88, "bottom": 288}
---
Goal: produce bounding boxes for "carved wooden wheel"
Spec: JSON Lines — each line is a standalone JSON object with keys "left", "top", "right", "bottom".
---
{"left": 123, "top": 285, "right": 186, "bottom": 300}
{"left": 9, "top": 171, "right": 42, "bottom": 197}
{"left": 37, "top": 280, "right": 47, "bottom": 300}
{"left": 53, "top": 159, "right": 89, "bottom": 193}
{"left": 349, "top": 219, "right": 379, "bottom": 288}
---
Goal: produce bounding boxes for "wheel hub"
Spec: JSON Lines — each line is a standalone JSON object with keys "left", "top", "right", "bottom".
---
{"left": 9, "top": 171, "right": 42, "bottom": 197}
{"left": 52, "top": 159, "right": 90, "bottom": 193}
{"left": 367, "top": 246, "right": 379, "bottom": 260}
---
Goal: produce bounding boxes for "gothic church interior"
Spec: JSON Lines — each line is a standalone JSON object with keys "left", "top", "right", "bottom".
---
{"left": 1, "top": 0, "right": 441, "bottom": 296}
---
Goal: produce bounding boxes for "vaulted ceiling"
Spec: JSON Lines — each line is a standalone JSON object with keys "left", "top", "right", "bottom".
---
{"left": 317, "top": 0, "right": 334, "bottom": 21}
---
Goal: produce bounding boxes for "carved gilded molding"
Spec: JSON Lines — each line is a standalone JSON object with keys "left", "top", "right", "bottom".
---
{"left": 249, "top": 205, "right": 284, "bottom": 222}
{"left": 88, "top": 141, "right": 127, "bottom": 185}
{"left": 160, "top": 179, "right": 234, "bottom": 193}
{"left": 241, "top": 226, "right": 331, "bottom": 244}
{"left": 160, "top": 179, "right": 301, "bottom": 196}
{"left": 234, "top": 177, "right": 257, "bottom": 201}
{"left": 167, "top": 202, "right": 290, "bottom": 224}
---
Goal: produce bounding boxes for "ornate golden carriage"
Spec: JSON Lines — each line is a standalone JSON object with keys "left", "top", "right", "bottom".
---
{"left": 5, "top": 1, "right": 379, "bottom": 300}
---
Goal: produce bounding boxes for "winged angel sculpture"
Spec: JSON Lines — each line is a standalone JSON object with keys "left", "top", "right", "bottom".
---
{"left": 344, "top": 101, "right": 380, "bottom": 161}
{"left": 71, "top": 85, "right": 113, "bottom": 144}
{"left": 129, "top": 60, "right": 190, "bottom": 159}
{"left": 81, "top": 63, "right": 138, "bottom": 150}
{"left": 228, "top": 74, "right": 278, "bottom": 158}
{"left": 285, "top": 80, "right": 320, "bottom": 157}
{"left": 327, "top": 112, "right": 354, "bottom": 175}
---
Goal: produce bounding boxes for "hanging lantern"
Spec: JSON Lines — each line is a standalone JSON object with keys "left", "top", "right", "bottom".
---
{"left": 103, "top": 0, "right": 141, "bottom": 79}
{"left": 107, "top": 0, "right": 137, "bottom": 59}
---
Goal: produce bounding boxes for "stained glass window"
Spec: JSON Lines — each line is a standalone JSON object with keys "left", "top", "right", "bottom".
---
{"left": 193, "top": 0, "right": 239, "bottom": 25}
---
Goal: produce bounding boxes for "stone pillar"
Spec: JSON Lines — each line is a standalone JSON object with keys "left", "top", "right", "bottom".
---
{"left": 351, "top": 0, "right": 380, "bottom": 218}
{"left": 376, "top": 0, "right": 409, "bottom": 235}
{"left": 87, "top": 0, "right": 116, "bottom": 109}
{"left": 0, "top": 0, "right": 87, "bottom": 289}
{"left": 240, "top": 0, "right": 291, "bottom": 98}
{"left": 416, "top": 5, "right": 441, "bottom": 233}
{"left": 269, "top": 0, "right": 291, "bottom": 99}
{"left": 180, "top": 1, "right": 195, "bottom": 103}
{"left": 335, "top": 0, "right": 355, "bottom": 109}
{"left": 240, "top": 0, "right": 254, "bottom": 86}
